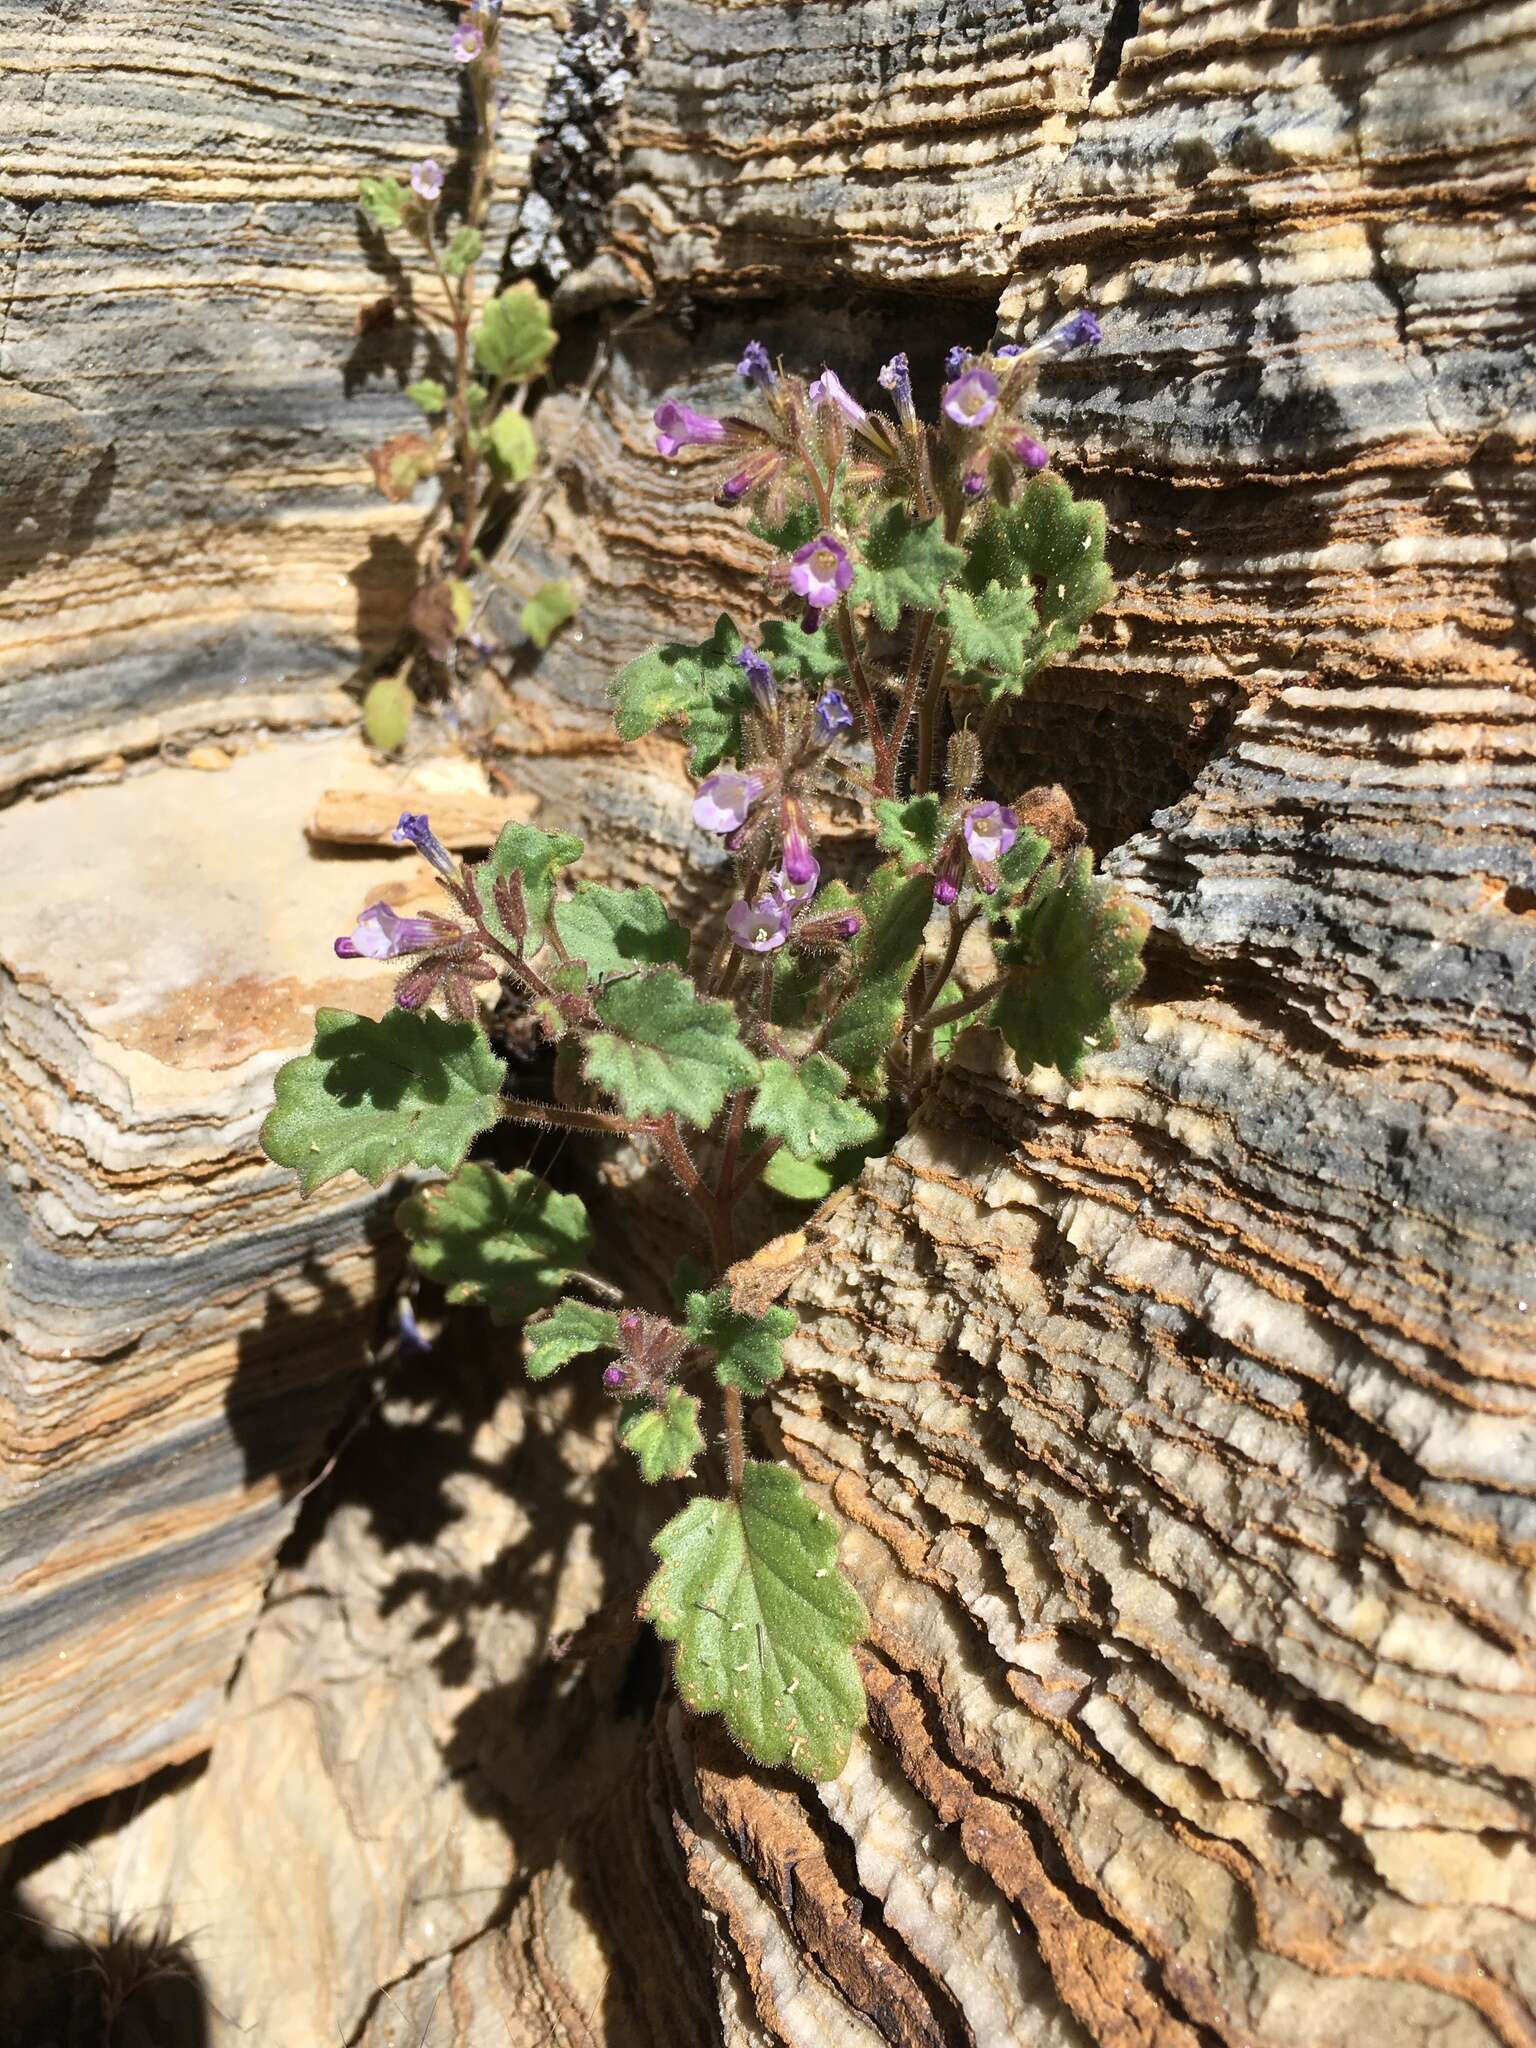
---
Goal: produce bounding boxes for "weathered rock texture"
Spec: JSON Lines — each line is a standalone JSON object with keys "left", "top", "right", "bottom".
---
{"left": 5, "top": 0, "right": 1536, "bottom": 2044}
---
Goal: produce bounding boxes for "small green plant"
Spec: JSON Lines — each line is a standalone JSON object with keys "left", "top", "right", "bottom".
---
{"left": 356, "top": 1, "right": 575, "bottom": 744}
{"left": 265, "top": 308, "right": 1146, "bottom": 1780}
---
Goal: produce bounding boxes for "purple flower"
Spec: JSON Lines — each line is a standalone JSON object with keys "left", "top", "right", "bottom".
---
{"left": 941, "top": 366, "right": 1000, "bottom": 429}
{"left": 788, "top": 533, "right": 853, "bottom": 610}
{"left": 602, "top": 1362, "right": 627, "bottom": 1390}
{"left": 808, "top": 366, "right": 867, "bottom": 426}
{"left": 1012, "top": 433, "right": 1050, "bottom": 472}
{"left": 931, "top": 837, "right": 965, "bottom": 906}
{"left": 737, "top": 340, "right": 775, "bottom": 388}
{"left": 1033, "top": 308, "right": 1102, "bottom": 357}
{"left": 398, "top": 1297, "right": 432, "bottom": 1356}
{"left": 962, "top": 801, "right": 1019, "bottom": 864}
{"left": 944, "top": 345, "right": 971, "bottom": 378}
{"left": 450, "top": 22, "right": 483, "bottom": 61}
{"left": 653, "top": 398, "right": 728, "bottom": 458}
{"left": 692, "top": 769, "right": 765, "bottom": 834}
{"left": 779, "top": 798, "right": 817, "bottom": 885}
{"left": 726, "top": 890, "right": 793, "bottom": 953}
{"left": 772, "top": 859, "right": 819, "bottom": 907}
{"left": 410, "top": 159, "right": 444, "bottom": 201}
{"left": 995, "top": 342, "right": 1024, "bottom": 358}
{"left": 814, "top": 688, "right": 854, "bottom": 741}
{"left": 961, "top": 469, "right": 987, "bottom": 499}
{"left": 334, "top": 902, "right": 445, "bottom": 960}
{"left": 736, "top": 645, "right": 776, "bottom": 712}
{"left": 877, "top": 352, "right": 912, "bottom": 408}
{"left": 392, "top": 810, "right": 458, "bottom": 880}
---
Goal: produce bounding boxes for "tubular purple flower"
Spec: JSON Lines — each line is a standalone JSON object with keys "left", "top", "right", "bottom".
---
{"left": 808, "top": 367, "right": 867, "bottom": 426}
{"left": 392, "top": 811, "right": 459, "bottom": 880}
{"left": 726, "top": 890, "right": 793, "bottom": 954}
{"left": 737, "top": 340, "right": 775, "bottom": 388}
{"left": 692, "top": 769, "right": 765, "bottom": 835}
{"left": 941, "top": 366, "right": 1000, "bottom": 429}
{"left": 397, "top": 1297, "right": 432, "bottom": 1356}
{"left": 1032, "top": 308, "right": 1102, "bottom": 357}
{"left": 602, "top": 1362, "right": 627, "bottom": 1391}
{"left": 931, "top": 838, "right": 965, "bottom": 907}
{"left": 771, "top": 858, "right": 819, "bottom": 907}
{"left": 994, "top": 342, "right": 1024, "bottom": 358}
{"left": 961, "top": 468, "right": 987, "bottom": 499}
{"left": 814, "top": 688, "right": 854, "bottom": 741}
{"left": 736, "top": 645, "right": 776, "bottom": 712}
{"left": 1012, "top": 433, "right": 1050, "bottom": 472}
{"left": 788, "top": 533, "right": 853, "bottom": 611}
{"left": 653, "top": 398, "right": 729, "bottom": 459}
{"left": 450, "top": 22, "right": 483, "bottom": 60}
{"left": 410, "top": 159, "right": 444, "bottom": 201}
{"left": 944, "top": 345, "right": 971, "bottom": 378}
{"left": 779, "top": 798, "right": 817, "bottom": 886}
{"left": 962, "top": 800, "right": 1019, "bottom": 865}
{"left": 334, "top": 902, "right": 447, "bottom": 961}
{"left": 877, "top": 352, "right": 912, "bottom": 409}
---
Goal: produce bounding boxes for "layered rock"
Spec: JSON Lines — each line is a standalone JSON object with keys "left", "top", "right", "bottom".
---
{"left": 5, "top": 0, "right": 1536, "bottom": 2042}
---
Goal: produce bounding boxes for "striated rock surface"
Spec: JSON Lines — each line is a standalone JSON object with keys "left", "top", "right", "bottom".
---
{"left": 5, "top": 0, "right": 1536, "bottom": 2043}
{"left": 0, "top": 733, "right": 535, "bottom": 1842}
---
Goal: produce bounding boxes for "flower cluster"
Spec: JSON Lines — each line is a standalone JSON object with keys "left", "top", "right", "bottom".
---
{"left": 266, "top": 307, "right": 1143, "bottom": 1786}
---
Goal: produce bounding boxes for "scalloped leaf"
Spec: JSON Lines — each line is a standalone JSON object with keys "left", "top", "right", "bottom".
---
{"left": 524, "top": 1297, "right": 622, "bottom": 1381}
{"left": 472, "top": 821, "right": 583, "bottom": 953}
{"left": 397, "top": 1164, "right": 590, "bottom": 1324}
{"left": 261, "top": 1009, "right": 504, "bottom": 1194}
{"left": 851, "top": 504, "right": 965, "bottom": 631}
{"left": 684, "top": 1287, "right": 797, "bottom": 1397}
{"left": 822, "top": 866, "right": 933, "bottom": 1078}
{"left": 584, "top": 969, "right": 760, "bottom": 1127}
{"left": 472, "top": 281, "right": 556, "bottom": 380}
{"left": 358, "top": 175, "right": 407, "bottom": 232}
{"left": 991, "top": 849, "right": 1148, "bottom": 1080}
{"left": 619, "top": 1389, "right": 705, "bottom": 1483}
{"left": 958, "top": 477, "right": 1113, "bottom": 698}
{"left": 873, "top": 794, "right": 944, "bottom": 872}
{"left": 748, "top": 1054, "right": 879, "bottom": 1162}
{"left": 520, "top": 577, "right": 578, "bottom": 649}
{"left": 611, "top": 613, "right": 754, "bottom": 775}
{"left": 484, "top": 408, "right": 536, "bottom": 484}
{"left": 758, "top": 613, "right": 847, "bottom": 687}
{"left": 641, "top": 1461, "right": 869, "bottom": 1779}
{"left": 553, "top": 883, "right": 689, "bottom": 977}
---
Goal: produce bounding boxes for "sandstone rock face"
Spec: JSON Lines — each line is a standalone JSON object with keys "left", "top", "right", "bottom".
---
{"left": 5, "top": 0, "right": 1536, "bottom": 2045}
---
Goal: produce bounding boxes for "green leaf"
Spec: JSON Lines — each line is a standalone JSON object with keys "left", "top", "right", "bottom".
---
{"left": 960, "top": 477, "right": 1113, "bottom": 699}
{"left": 611, "top": 614, "right": 754, "bottom": 776}
{"left": 941, "top": 579, "right": 1040, "bottom": 674}
{"left": 641, "top": 1461, "right": 868, "bottom": 1779}
{"left": 362, "top": 674, "right": 412, "bottom": 752}
{"left": 358, "top": 175, "right": 407, "bottom": 232}
{"left": 525, "top": 1297, "right": 621, "bottom": 1381}
{"left": 520, "top": 577, "right": 577, "bottom": 649}
{"left": 822, "top": 866, "right": 933, "bottom": 1078}
{"left": 473, "top": 821, "right": 583, "bottom": 953}
{"left": 619, "top": 1389, "right": 704, "bottom": 1483}
{"left": 484, "top": 408, "right": 536, "bottom": 484}
{"left": 397, "top": 1164, "right": 590, "bottom": 1324}
{"left": 442, "top": 225, "right": 483, "bottom": 279}
{"left": 851, "top": 504, "right": 965, "bottom": 631}
{"left": 684, "top": 1288, "right": 797, "bottom": 1397}
{"left": 761, "top": 1151, "right": 838, "bottom": 1201}
{"left": 749, "top": 1054, "right": 879, "bottom": 1162}
{"left": 758, "top": 614, "right": 848, "bottom": 688}
{"left": 261, "top": 1009, "right": 505, "bottom": 1195}
{"left": 405, "top": 377, "right": 448, "bottom": 415}
{"left": 995, "top": 829, "right": 1052, "bottom": 901}
{"left": 584, "top": 969, "right": 759, "bottom": 1127}
{"left": 554, "top": 883, "right": 689, "bottom": 976}
{"left": 472, "top": 281, "right": 557, "bottom": 380}
{"left": 750, "top": 498, "right": 821, "bottom": 556}
{"left": 991, "top": 849, "right": 1148, "bottom": 1081}
{"left": 873, "top": 794, "right": 944, "bottom": 872}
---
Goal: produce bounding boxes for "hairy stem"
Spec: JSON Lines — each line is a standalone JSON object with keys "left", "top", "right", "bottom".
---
{"left": 496, "top": 1097, "right": 640, "bottom": 1136}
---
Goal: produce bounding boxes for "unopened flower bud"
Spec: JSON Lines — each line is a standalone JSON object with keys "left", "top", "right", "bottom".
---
{"left": 779, "top": 798, "right": 816, "bottom": 885}
{"left": 1011, "top": 433, "right": 1050, "bottom": 472}
{"left": 737, "top": 339, "right": 776, "bottom": 388}
{"left": 392, "top": 810, "right": 459, "bottom": 881}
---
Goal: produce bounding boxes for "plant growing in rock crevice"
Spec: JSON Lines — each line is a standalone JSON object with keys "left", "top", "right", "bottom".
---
{"left": 264, "top": 308, "right": 1146, "bottom": 1780}
{"left": 355, "top": 0, "right": 576, "bottom": 749}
